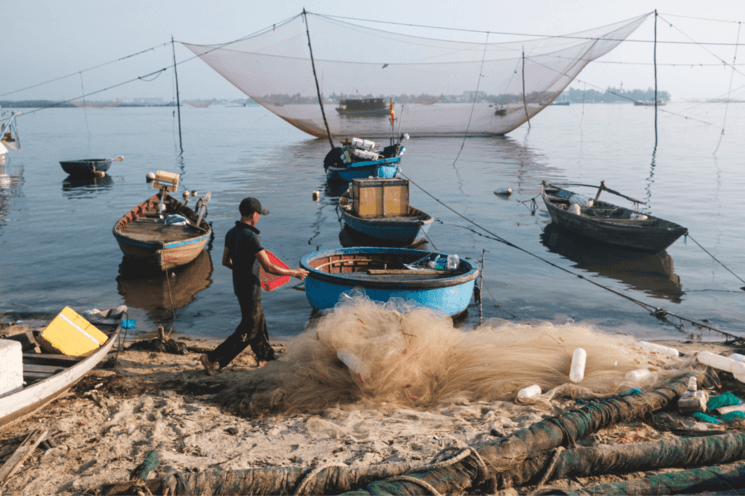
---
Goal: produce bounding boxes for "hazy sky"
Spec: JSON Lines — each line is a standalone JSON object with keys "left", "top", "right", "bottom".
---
{"left": 5, "top": 0, "right": 745, "bottom": 102}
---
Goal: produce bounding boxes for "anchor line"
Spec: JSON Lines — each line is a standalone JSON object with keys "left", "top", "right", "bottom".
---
{"left": 399, "top": 171, "right": 740, "bottom": 340}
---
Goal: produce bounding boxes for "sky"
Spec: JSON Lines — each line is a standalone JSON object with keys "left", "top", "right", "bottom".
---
{"left": 4, "top": 0, "right": 745, "bottom": 102}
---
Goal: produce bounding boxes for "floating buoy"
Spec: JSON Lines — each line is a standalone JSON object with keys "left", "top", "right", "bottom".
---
{"left": 312, "top": 190, "right": 320, "bottom": 201}
{"left": 146, "top": 172, "right": 156, "bottom": 181}
{"left": 191, "top": 190, "right": 198, "bottom": 197}
{"left": 494, "top": 187, "right": 513, "bottom": 196}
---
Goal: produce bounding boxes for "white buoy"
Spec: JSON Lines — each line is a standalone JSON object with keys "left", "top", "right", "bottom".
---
{"left": 569, "top": 348, "right": 587, "bottom": 384}
{"left": 698, "top": 351, "right": 745, "bottom": 376}
{"left": 146, "top": 171, "right": 156, "bottom": 181}
{"left": 337, "top": 349, "right": 370, "bottom": 382}
{"left": 625, "top": 368, "right": 653, "bottom": 382}
{"left": 731, "top": 353, "right": 745, "bottom": 362}
{"left": 494, "top": 187, "right": 513, "bottom": 196}
{"left": 688, "top": 376, "right": 697, "bottom": 391}
{"left": 568, "top": 204, "right": 581, "bottom": 215}
{"left": 639, "top": 341, "right": 679, "bottom": 357}
{"left": 517, "top": 384, "right": 542, "bottom": 399}
{"left": 312, "top": 190, "right": 320, "bottom": 201}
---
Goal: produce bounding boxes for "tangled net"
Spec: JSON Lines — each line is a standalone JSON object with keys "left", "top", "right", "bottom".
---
{"left": 220, "top": 295, "right": 688, "bottom": 416}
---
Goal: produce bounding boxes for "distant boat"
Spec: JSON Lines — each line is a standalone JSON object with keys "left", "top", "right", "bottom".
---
{"left": 0, "top": 111, "right": 21, "bottom": 159}
{"left": 301, "top": 247, "right": 479, "bottom": 316}
{"left": 186, "top": 100, "right": 213, "bottom": 108}
{"left": 550, "top": 101, "right": 571, "bottom": 106}
{"left": 541, "top": 181, "right": 687, "bottom": 253}
{"left": 336, "top": 97, "right": 390, "bottom": 116}
{"left": 634, "top": 100, "right": 666, "bottom": 106}
{"left": 59, "top": 156, "right": 123, "bottom": 178}
{"left": 71, "top": 99, "right": 121, "bottom": 108}
{"left": 324, "top": 135, "right": 406, "bottom": 183}
{"left": 412, "top": 95, "right": 442, "bottom": 105}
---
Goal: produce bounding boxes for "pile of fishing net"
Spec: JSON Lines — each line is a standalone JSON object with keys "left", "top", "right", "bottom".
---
{"left": 219, "top": 294, "right": 689, "bottom": 416}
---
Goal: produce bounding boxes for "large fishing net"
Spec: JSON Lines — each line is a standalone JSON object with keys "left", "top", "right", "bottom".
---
{"left": 219, "top": 295, "right": 687, "bottom": 417}
{"left": 183, "top": 13, "right": 649, "bottom": 138}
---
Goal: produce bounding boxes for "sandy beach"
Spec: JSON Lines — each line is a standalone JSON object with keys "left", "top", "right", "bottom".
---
{"left": 2, "top": 302, "right": 744, "bottom": 495}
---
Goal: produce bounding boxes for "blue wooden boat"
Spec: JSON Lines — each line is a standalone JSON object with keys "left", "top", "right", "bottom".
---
{"left": 339, "top": 190, "right": 433, "bottom": 245}
{"left": 324, "top": 136, "right": 407, "bottom": 183}
{"left": 326, "top": 157, "right": 400, "bottom": 183}
{"left": 60, "top": 156, "right": 122, "bottom": 178}
{"left": 300, "top": 247, "right": 479, "bottom": 316}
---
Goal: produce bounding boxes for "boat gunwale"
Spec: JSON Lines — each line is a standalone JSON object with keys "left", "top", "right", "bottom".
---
{"left": 300, "top": 247, "right": 479, "bottom": 290}
{"left": 339, "top": 192, "right": 434, "bottom": 228}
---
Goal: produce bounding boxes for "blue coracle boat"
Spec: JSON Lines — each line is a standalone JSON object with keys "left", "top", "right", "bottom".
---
{"left": 300, "top": 247, "right": 479, "bottom": 316}
{"left": 324, "top": 135, "right": 407, "bottom": 183}
{"left": 339, "top": 190, "right": 433, "bottom": 246}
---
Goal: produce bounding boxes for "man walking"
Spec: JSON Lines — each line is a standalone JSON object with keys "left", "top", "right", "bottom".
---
{"left": 200, "top": 197, "right": 307, "bottom": 375}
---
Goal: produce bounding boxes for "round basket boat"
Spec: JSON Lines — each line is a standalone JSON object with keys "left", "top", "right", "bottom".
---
{"left": 300, "top": 247, "right": 479, "bottom": 316}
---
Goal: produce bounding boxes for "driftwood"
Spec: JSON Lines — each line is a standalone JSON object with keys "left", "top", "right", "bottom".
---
{"left": 348, "top": 373, "right": 703, "bottom": 496}
{"left": 0, "top": 429, "right": 48, "bottom": 487}
{"left": 497, "top": 431, "right": 745, "bottom": 489}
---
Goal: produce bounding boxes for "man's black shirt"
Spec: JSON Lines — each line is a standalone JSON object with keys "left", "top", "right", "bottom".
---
{"left": 225, "top": 222, "right": 264, "bottom": 298}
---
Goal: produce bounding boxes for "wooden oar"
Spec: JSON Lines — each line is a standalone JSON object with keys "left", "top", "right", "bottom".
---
{"left": 196, "top": 191, "right": 211, "bottom": 227}
{"left": 549, "top": 182, "right": 646, "bottom": 205}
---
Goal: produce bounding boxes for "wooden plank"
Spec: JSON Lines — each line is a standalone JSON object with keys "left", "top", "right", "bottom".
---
{"left": 0, "top": 429, "right": 48, "bottom": 486}
{"left": 23, "top": 353, "right": 82, "bottom": 365}
{"left": 24, "top": 364, "right": 66, "bottom": 375}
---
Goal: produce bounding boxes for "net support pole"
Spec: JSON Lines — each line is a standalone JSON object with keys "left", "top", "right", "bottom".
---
{"left": 654, "top": 11, "right": 658, "bottom": 147}
{"left": 303, "top": 9, "right": 335, "bottom": 150}
{"left": 171, "top": 36, "right": 183, "bottom": 152}
{"left": 522, "top": 48, "right": 531, "bottom": 129}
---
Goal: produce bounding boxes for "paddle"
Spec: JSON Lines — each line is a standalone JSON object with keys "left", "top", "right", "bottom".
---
{"left": 549, "top": 181, "right": 646, "bottom": 205}
{"left": 260, "top": 250, "right": 291, "bottom": 291}
{"left": 195, "top": 191, "right": 211, "bottom": 227}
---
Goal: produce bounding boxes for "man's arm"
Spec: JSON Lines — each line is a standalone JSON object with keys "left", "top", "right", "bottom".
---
{"left": 256, "top": 250, "right": 308, "bottom": 280}
{"left": 222, "top": 247, "right": 233, "bottom": 270}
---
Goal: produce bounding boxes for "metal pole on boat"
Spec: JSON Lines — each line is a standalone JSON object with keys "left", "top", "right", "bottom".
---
{"left": 522, "top": 47, "right": 531, "bottom": 129}
{"left": 654, "top": 11, "right": 658, "bottom": 147}
{"left": 303, "top": 9, "right": 335, "bottom": 150}
{"left": 171, "top": 36, "right": 183, "bottom": 153}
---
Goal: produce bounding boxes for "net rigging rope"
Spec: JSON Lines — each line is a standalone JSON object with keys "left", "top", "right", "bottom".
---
{"left": 398, "top": 171, "right": 741, "bottom": 340}
{"left": 714, "top": 21, "right": 741, "bottom": 155}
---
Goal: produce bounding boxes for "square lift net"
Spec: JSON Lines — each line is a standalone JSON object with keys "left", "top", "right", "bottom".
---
{"left": 184, "top": 13, "right": 649, "bottom": 138}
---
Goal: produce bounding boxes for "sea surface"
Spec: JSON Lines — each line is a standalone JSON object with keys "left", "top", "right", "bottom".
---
{"left": 1, "top": 103, "right": 743, "bottom": 341}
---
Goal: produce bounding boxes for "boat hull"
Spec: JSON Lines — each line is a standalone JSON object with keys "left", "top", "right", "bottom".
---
{"left": 341, "top": 207, "right": 433, "bottom": 245}
{"left": 0, "top": 324, "right": 120, "bottom": 429}
{"left": 301, "top": 247, "right": 479, "bottom": 316}
{"left": 60, "top": 159, "right": 112, "bottom": 177}
{"left": 327, "top": 157, "right": 400, "bottom": 183}
{"left": 542, "top": 184, "right": 687, "bottom": 253}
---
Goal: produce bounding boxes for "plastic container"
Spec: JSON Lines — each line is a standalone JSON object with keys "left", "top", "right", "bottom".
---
{"left": 731, "top": 353, "right": 745, "bottom": 362}
{"left": 494, "top": 187, "right": 513, "bottom": 196}
{"left": 517, "top": 384, "right": 542, "bottom": 399}
{"left": 337, "top": 349, "right": 371, "bottom": 381}
{"left": 688, "top": 376, "right": 697, "bottom": 391}
{"left": 447, "top": 254, "right": 460, "bottom": 270}
{"left": 698, "top": 351, "right": 745, "bottom": 376}
{"left": 639, "top": 341, "right": 679, "bottom": 357}
{"left": 568, "top": 204, "right": 581, "bottom": 215}
{"left": 351, "top": 148, "right": 381, "bottom": 161}
{"left": 569, "top": 348, "right": 587, "bottom": 384}
{"left": 625, "top": 368, "right": 653, "bottom": 382}
{"left": 350, "top": 137, "right": 379, "bottom": 150}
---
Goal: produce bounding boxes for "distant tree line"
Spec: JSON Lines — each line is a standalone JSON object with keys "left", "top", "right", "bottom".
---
{"left": 564, "top": 87, "right": 670, "bottom": 104}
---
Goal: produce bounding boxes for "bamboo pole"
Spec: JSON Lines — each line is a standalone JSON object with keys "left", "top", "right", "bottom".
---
{"left": 303, "top": 9, "right": 335, "bottom": 149}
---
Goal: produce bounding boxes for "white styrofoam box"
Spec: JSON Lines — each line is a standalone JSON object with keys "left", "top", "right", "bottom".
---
{"left": 0, "top": 339, "right": 23, "bottom": 398}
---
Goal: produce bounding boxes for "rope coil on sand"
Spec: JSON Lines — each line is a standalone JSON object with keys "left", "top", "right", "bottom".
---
{"left": 415, "top": 446, "right": 490, "bottom": 484}
{"left": 386, "top": 475, "right": 444, "bottom": 496}
{"left": 293, "top": 462, "right": 350, "bottom": 496}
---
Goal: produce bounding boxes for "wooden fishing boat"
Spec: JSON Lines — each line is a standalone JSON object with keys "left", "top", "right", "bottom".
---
{"left": 0, "top": 311, "right": 122, "bottom": 429}
{"left": 300, "top": 247, "right": 479, "bottom": 316}
{"left": 338, "top": 181, "right": 433, "bottom": 246}
{"left": 113, "top": 172, "right": 211, "bottom": 270}
{"left": 335, "top": 97, "right": 390, "bottom": 116}
{"left": 541, "top": 181, "right": 687, "bottom": 253}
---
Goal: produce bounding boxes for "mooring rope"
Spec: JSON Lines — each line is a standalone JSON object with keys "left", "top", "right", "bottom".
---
{"left": 399, "top": 171, "right": 741, "bottom": 340}
{"left": 687, "top": 234, "right": 745, "bottom": 289}
{"left": 529, "top": 446, "right": 565, "bottom": 495}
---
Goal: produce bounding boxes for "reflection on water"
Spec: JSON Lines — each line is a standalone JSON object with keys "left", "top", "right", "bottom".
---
{"left": 62, "top": 174, "right": 114, "bottom": 198}
{"left": 0, "top": 162, "right": 24, "bottom": 227}
{"left": 541, "top": 223, "right": 683, "bottom": 303}
{"left": 116, "top": 250, "right": 214, "bottom": 324}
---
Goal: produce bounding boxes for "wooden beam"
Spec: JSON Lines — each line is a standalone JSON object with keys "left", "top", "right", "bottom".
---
{"left": 0, "top": 429, "right": 48, "bottom": 486}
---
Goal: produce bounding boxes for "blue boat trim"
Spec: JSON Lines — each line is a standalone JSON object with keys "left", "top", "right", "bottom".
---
{"left": 114, "top": 232, "right": 209, "bottom": 250}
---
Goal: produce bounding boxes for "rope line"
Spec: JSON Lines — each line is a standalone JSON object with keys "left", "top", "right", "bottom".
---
{"left": 293, "top": 462, "right": 349, "bottom": 496}
{"left": 386, "top": 475, "right": 443, "bottom": 495}
{"left": 714, "top": 22, "right": 741, "bottom": 155}
{"left": 399, "top": 171, "right": 740, "bottom": 340}
{"left": 687, "top": 235, "right": 745, "bottom": 287}
{"left": 529, "top": 446, "right": 565, "bottom": 495}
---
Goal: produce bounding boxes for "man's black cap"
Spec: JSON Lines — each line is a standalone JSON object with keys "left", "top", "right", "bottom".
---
{"left": 239, "top": 197, "right": 269, "bottom": 216}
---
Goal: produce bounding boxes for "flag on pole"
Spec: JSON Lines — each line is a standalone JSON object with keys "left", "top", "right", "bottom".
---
{"left": 389, "top": 98, "right": 395, "bottom": 125}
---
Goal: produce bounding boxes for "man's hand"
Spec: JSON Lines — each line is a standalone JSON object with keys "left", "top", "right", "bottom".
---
{"left": 293, "top": 268, "right": 309, "bottom": 281}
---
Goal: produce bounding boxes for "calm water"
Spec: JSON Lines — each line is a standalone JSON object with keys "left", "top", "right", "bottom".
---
{"left": 1, "top": 103, "right": 743, "bottom": 341}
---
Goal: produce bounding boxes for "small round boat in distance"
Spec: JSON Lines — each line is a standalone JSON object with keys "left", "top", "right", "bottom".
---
{"left": 300, "top": 247, "right": 479, "bottom": 316}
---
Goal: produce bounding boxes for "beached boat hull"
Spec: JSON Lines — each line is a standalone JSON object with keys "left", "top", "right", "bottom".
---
{"left": 60, "top": 159, "right": 113, "bottom": 177}
{"left": 301, "top": 247, "right": 479, "bottom": 316}
{"left": 0, "top": 319, "right": 121, "bottom": 429}
{"left": 113, "top": 195, "right": 211, "bottom": 270}
{"left": 541, "top": 183, "right": 687, "bottom": 253}
{"left": 340, "top": 201, "right": 433, "bottom": 245}
{"left": 326, "top": 157, "right": 400, "bottom": 183}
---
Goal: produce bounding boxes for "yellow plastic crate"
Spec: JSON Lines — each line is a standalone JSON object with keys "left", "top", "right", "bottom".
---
{"left": 39, "top": 307, "right": 108, "bottom": 356}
